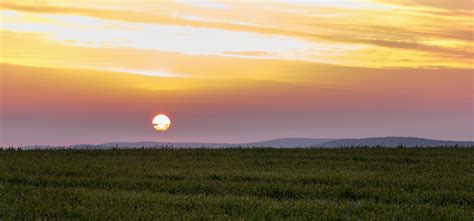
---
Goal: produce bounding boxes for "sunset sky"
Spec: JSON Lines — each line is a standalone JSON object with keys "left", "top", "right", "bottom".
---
{"left": 1, "top": 0, "right": 473, "bottom": 146}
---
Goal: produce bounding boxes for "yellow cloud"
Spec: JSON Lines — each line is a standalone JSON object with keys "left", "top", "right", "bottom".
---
{"left": 1, "top": 0, "right": 473, "bottom": 73}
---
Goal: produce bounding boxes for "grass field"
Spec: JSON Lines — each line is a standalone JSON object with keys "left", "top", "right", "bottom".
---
{"left": 0, "top": 148, "right": 473, "bottom": 220}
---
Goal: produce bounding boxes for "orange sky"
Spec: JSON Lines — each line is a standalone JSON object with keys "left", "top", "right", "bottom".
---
{"left": 1, "top": 0, "right": 473, "bottom": 146}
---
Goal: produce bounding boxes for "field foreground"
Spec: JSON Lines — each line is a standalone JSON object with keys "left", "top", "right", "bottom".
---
{"left": 1, "top": 148, "right": 473, "bottom": 220}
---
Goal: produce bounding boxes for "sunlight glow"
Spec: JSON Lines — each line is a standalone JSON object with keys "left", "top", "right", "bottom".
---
{"left": 175, "top": 0, "right": 229, "bottom": 10}
{"left": 1, "top": 11, "right": 328, "bottom": 62}
{"left": 103, "top": 68, "right": 187, "bottom": 78}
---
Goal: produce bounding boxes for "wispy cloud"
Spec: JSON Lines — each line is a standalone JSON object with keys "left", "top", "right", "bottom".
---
{"left": 1, "top": 0, "right": 472, "bottom": 69}
{"left": 381, "top": 0, "right": 474, "bottom": 10}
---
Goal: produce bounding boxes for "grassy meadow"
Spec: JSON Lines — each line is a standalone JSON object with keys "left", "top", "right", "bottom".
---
{"left": 0, "top": 147, "right": 473, "bottom": 220}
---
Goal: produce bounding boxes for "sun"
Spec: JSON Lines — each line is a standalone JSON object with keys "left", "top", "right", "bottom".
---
{"left": 152, "top": 114, "right": 171, "bottom": 131}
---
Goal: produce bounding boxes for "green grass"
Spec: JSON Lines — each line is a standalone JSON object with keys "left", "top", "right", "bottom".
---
{"left": 0, "top": 148, "right": 473, "bottom": 220}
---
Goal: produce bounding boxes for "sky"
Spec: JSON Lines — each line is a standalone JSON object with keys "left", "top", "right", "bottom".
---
{"left": 1, "top": 0, "right": 473, "bottom": 146}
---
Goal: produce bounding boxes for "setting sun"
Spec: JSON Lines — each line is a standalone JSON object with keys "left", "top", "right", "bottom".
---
{"left": 152, "top": 114, "right": 171, "bottom": 131}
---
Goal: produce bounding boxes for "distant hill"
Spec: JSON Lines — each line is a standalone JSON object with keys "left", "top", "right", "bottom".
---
{"left": 19, "top": 137, "right": 473, "bottom": 149}
{"left": 63, "top": 137, "right": 473, "bottom": 149}
{"left": 97, "top": 141, "right": 234, "bottom": 148}
{"left": 312, "top": 137, "right": 474, "bottom": 148}
{"left": 92, "top": 138, "right": 334, "bottom": 148}
{"left": 243, "top": 138, "right": 334, "bottom": 148}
